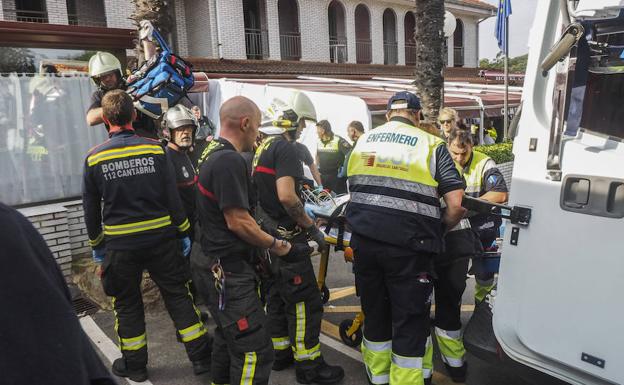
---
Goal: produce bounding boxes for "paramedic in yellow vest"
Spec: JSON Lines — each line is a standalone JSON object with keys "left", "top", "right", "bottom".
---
{"left": 447, "top": 129, "right": 509, "bottom": 303}
{"left": 315, "top": 120, "right": 351, "bottom": 194}
{"left": 346, "top": 91, "right": 466, "bottom": 385}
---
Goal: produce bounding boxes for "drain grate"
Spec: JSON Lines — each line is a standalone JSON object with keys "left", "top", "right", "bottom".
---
{"left": 73, "top": 297, "right": 100, "bottom": 317}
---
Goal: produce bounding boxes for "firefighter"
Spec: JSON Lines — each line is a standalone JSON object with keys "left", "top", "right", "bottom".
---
{"left": 164, "top": 105, "right": 199, "bottom": 242}
{"left": 189, "top": 105, "right": 216, "bottom": 168}
{"left": 191, "top": 95, "right": 308, "bottom": 385}
{"left": 446, "top": 129, "right": 509, "bottom": 303}
{"left": 346, "top": 91, "right": 466, "bottom": 385}
{"left": 86, "top": 24, "right": 160, "bottom": 139}
{"left": 253, "top": 92, "right": 344, "bottom": 384}
{"left": 82, "top": 90, "right": 211, "bottom": 382}
{"left": 315, "top": 119, "right": 351, "bottom": 194}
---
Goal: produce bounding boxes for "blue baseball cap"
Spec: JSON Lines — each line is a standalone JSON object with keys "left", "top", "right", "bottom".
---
{"left": 387, "top": 91, "right": 421, "bottom": 111}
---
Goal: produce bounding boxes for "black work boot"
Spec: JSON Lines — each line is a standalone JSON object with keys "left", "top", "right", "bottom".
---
{"left": 424, "top": 377, "right": 432, "bottom": 385}
{"left": 296, "top": 358, "right": 345, "bottom": 384}
{"left": 444, "top": 362, "right": 468, "bottom": 383}
{"left": 192, "top": 356, "right": 211, "bottom": 375}
{"left": 272, "top": 353, "right": 294, "bottom": 371}
{"left": 112, "top": 358, "right": 148, "bottom": 382}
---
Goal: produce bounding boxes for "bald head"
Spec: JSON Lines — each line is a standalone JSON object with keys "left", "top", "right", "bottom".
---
{"left": 219, "top": 96, "right": 261, "bottom": 152}
{"left": 220, "top": 96, "right": 261, "bottom": 129}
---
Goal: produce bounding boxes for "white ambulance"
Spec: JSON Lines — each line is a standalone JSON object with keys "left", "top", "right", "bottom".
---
{"left": 466, "top": 1, "right": 624, "bottom": 385}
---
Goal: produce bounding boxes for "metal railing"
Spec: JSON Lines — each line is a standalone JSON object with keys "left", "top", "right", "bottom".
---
{"left": 67, "top": 13, "right": 107, "bottom": 27}
{"left": 245, "top": 28, "right": 269, "bottom": 60}
{"left": 383, "top": 41, "right": 398, "bottom": 65}
{"left": 329, "top": 36, "right": 348, "bottom": 63}
{"left": 280, "top": 33, "right": 301, "bottom": 61}
{"left": 405, "top": 43, "right": 416, "bottom": 66}
{"left": 454, "top": 46, "right": 465, "bottom": 67}
{"left": 2, "top": 8, "right": 48, "bottom": 23}
{"left": 356, "top": 39, "right": 372, "bottom": 64}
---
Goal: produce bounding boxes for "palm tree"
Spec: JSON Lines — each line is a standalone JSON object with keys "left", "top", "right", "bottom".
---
{"left": 130, "top": 0, "right": 173, "bottom": 66}
{"left": 413, "top": 0, "right": 445, "bottom": 122}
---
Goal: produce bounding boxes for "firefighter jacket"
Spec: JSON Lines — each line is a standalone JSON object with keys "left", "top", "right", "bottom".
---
{"left": 82, "top": 129, "right": 190, "bottom": 251}
{"left": 345, "top": 117, "right": 464, "bottom": 254}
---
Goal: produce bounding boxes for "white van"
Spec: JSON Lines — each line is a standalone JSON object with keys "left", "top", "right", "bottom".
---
{"left": 465, "top": 2, "right": 624, "bottom": 385}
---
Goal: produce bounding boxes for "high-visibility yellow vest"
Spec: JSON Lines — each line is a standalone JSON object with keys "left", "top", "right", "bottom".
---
{"left": 317, "top": 136, "right": 340, "bottom": 153}
{"left": 347, "top": 120, "right": 441, "bottom": 197}
{"left": 346, "top": 120, "right": 446, "bottom": 252}
{"left": 317, "top": 136, "right": 345, "bottom": 173}
{"left": 463, "top": 150, "right": 493, "bottom": 197}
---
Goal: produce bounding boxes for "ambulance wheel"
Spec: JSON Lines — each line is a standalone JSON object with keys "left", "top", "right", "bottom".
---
{"left": 339, "top": 319, "right": 363, "bottom": 347}
{"left": 320, "top": 284, "right": 330, "bottom": 304}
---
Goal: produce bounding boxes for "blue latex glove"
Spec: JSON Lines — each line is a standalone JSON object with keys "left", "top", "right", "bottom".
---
{"left": 92, "top": 248, "right": 105, "bottom": 264}
{"left": 313, "top": 185, "right": 324, "bottom": 194}
{"left": 181, "top": 236, "right": 192, "bottom": 257}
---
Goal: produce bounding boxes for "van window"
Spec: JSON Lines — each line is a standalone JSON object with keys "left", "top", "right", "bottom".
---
{"left": 580, "top": 71, "right": 624, "bottom": 139}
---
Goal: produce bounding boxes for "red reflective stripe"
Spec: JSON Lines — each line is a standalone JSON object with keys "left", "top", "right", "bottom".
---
{"left": 197, "top": 182, "right": 217, "bottom": 201}
{"left": 255, "top": 166, "right": 276, "bottom": 175}
{"left": 170, "top": 55, "right": 177, "bottom": 65}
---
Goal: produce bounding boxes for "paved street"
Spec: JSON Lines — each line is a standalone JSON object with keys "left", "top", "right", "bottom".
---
{"left": 82, "top": 247, "right": 569, "bottom": 385}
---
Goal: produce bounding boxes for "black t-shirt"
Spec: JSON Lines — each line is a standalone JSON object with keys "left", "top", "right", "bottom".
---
{"left": 166, "top": 147, "right": 197, "bottom": 225}
{"left": 196, "top": 138, "right": 256, "bottom": 259}
{"left": 88, "top": 89, "right": 158, "bottom": 140}
{"left": 295, "top": 142, "right": 314, "bottom": 166}
{"left": 254, "top": 136, "right": 303, "bottom": 229}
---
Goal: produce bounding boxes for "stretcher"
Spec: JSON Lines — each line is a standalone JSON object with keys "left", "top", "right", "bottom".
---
{"left": 304, "top": 190, "right": 364, "bottom": 347}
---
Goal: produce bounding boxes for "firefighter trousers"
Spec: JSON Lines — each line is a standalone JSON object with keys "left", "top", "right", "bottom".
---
{"left": 267, "top": 235, "right": 324, "bottom": 370}
{"left": 432, "top": 258, "right": 470, "bottom": 370}
{"left": 352, "top": 233, "right": 434, "bottom": 385}
{"left": 100, "top": 239, "right": 211, "bottom": 369}
{"left": 192, "top": 256, "right": 274, "bottom": 385}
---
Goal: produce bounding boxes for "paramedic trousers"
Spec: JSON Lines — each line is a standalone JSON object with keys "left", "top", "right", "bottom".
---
{"left": 352, "top": 233, "right": 434, "bottom": 385}
{"left": 192, "top": 255, "right": 274, "bottom": 385}
{"left": 267, "top": 233, "right": 324, "bottom": 370}
{"left": 432, "top": 258, "right": 470, "bottom": 371}
{"left": 101, "top": 239, "right": 211, "bottom": 370}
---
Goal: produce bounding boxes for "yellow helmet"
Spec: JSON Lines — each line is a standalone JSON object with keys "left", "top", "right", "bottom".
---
{"left": 88, "top": 52, "right": 122, "bottom": 89}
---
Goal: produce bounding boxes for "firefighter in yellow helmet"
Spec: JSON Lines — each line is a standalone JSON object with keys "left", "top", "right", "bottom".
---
{"left": 253, "top": 92, "right": 345, "bottom": 384}
{"left": 86, "top": 51, "right": 158, "bottom": 139}
{"left": 346, "top": 91, "right": 466, "bottom": 385}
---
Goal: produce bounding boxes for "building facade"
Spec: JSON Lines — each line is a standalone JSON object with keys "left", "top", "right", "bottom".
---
{"left": 0, "top": 0, "right": 495, "bottom": 68}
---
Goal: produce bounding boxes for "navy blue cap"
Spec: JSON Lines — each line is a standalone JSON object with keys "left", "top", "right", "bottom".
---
{"left": 387, "top": 91, "right": 421, "bottom": 111}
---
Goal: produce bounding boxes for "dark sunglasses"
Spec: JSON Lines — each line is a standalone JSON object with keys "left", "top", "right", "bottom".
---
{"left": 439, "top": 119, "right": 454, "bottom": 124}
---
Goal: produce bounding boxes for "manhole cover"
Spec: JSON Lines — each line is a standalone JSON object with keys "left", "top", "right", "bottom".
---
{"left": 73, "top": 297, "right": 100, "bottom": 317}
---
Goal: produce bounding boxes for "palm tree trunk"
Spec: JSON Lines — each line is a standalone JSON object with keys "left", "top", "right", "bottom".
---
{"left": 130, "top": 0, "right": 173, "bottom": 67}
{"left": 413, "top": 0, "right": 445, "bottom": 122}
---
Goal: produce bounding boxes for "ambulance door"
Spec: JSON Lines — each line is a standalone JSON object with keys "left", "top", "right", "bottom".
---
{"left": 492, "top": 2, "right": 624, "bottom": 385}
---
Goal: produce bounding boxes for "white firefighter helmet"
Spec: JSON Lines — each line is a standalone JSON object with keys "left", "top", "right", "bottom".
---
{"left": 289, "top": 91, "right": 317, "bottom": 123}
{"left": 260, "top": 91, "right": 317, "bottom": 134}
{"left": 88, "top": 52, "right": 122, "bottom": 88}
